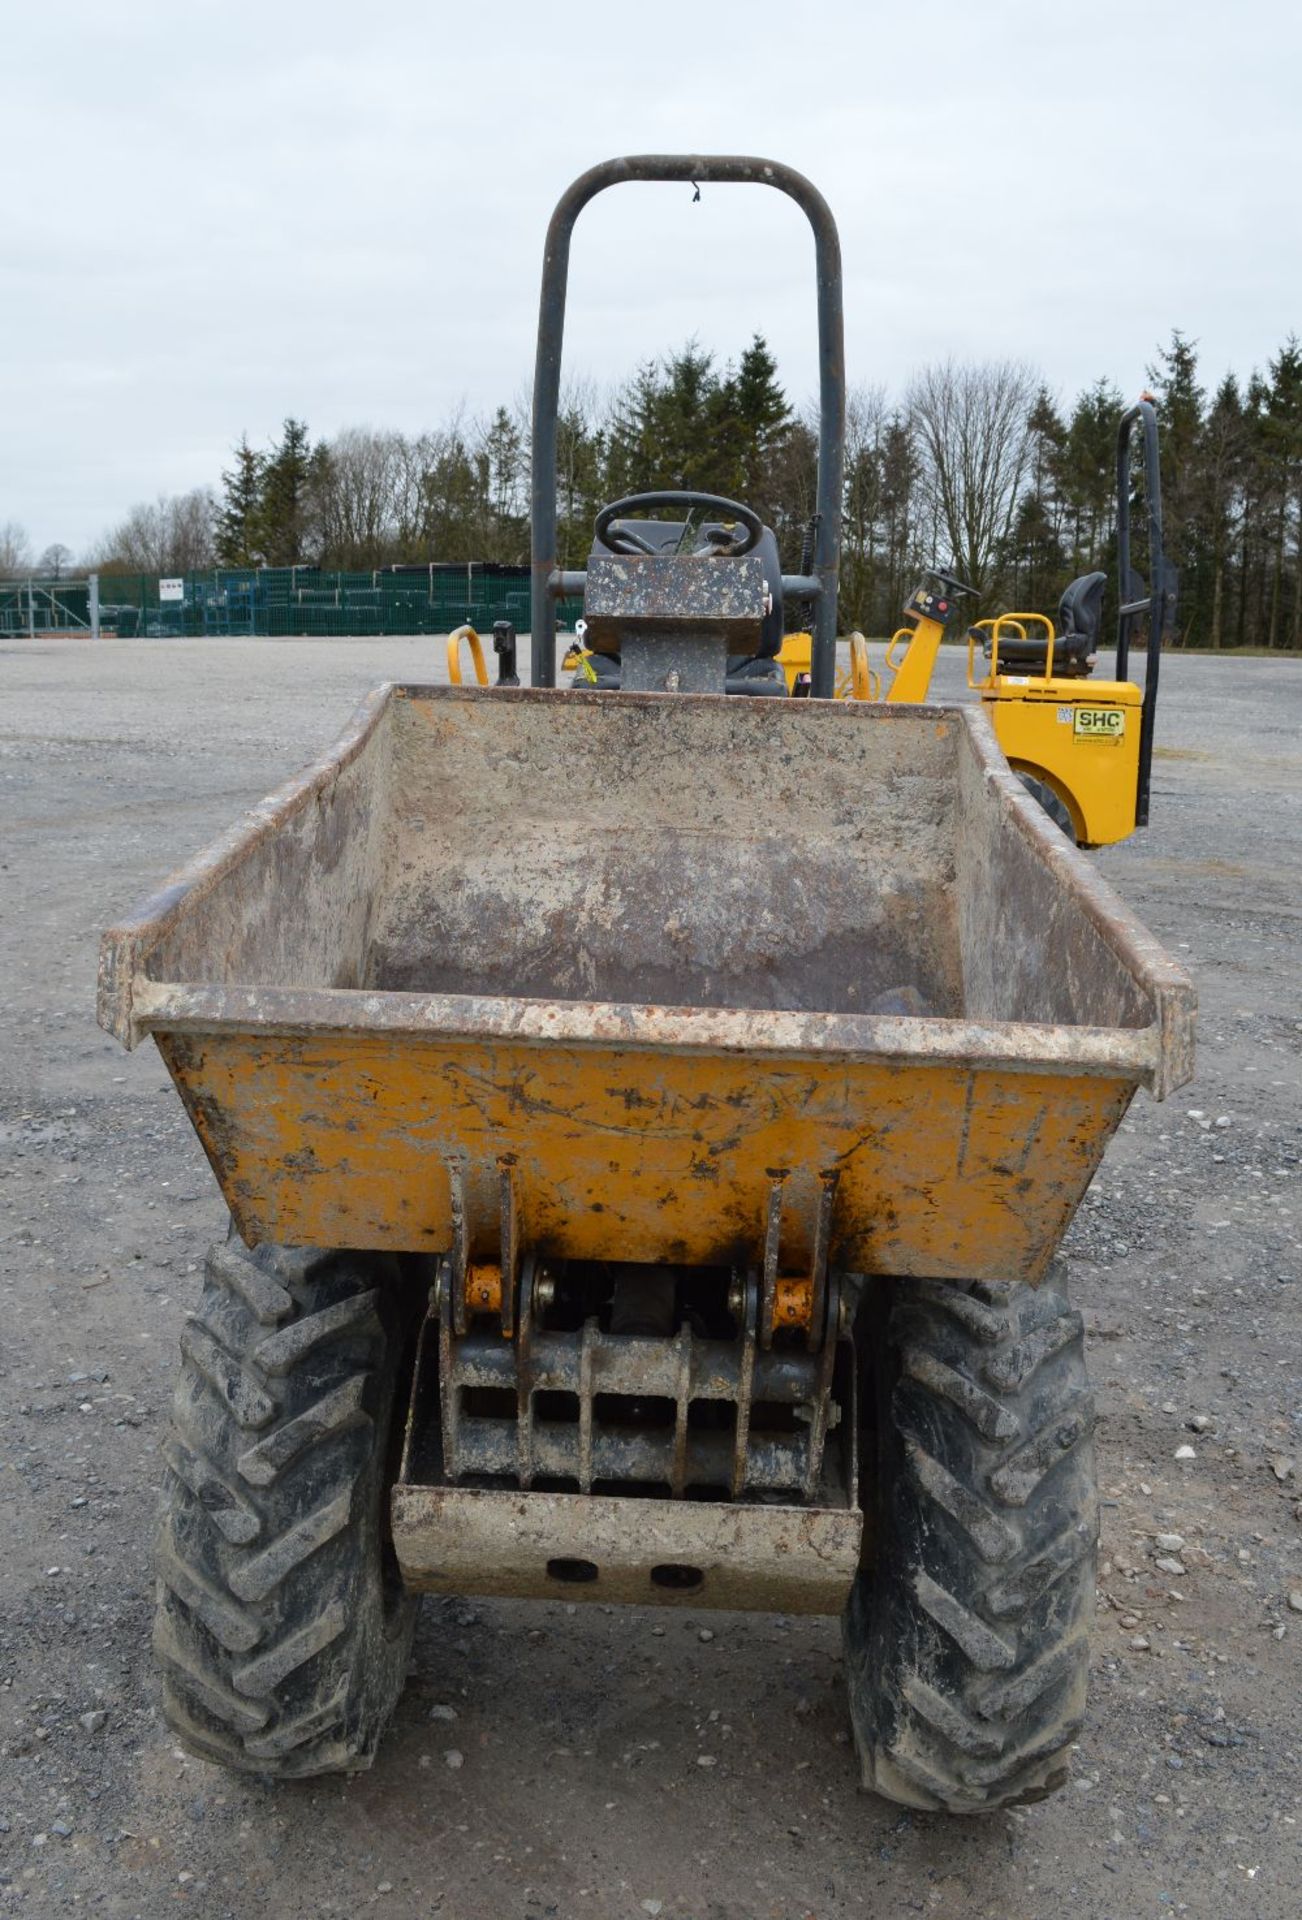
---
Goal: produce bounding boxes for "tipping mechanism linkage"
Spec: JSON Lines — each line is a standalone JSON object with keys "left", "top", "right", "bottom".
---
{"left": 405, "top": 1163, "right": 852, "bottom": 1510}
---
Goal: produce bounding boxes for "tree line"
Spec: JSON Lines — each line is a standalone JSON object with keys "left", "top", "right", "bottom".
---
{"left": 9, "top": 329, "right": 1300, "bottom": 646}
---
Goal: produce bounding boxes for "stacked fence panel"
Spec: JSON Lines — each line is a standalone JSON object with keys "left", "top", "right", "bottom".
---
{"left": 4, "top": 567, "right": 581, "bottom": 639}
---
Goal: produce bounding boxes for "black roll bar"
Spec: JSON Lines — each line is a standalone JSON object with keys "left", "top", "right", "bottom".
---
{"left": 529, "top": 156, "right": 845, "bottom": 698}
{"left": 1115, "top": 399, "right": 1169, "bottom": 829}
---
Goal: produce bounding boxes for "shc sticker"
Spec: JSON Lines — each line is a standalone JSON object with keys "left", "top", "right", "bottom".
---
{"left": 1073, "top": 706, "right": 1126, "bottom": 742}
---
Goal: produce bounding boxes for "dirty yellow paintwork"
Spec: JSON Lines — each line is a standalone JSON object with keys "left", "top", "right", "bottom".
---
{"left": 776, "top": 629, "right": 811, "bottom": 690}
{"left": 776, "top": 630, "right": 877, "bottom": 699}
{"left": 464, "top": 1261, "right": 504, "bottom": 1315}
{"left": 844, "top": 631, "right": 876, "bottom": 700}
{"left": 772, "top": 1272, "right": 815, "bottom": 1330}
{"left": 982, "top": 677, "right": 1143, "bottom": 847}
{"left": 883, "top": 613, "right": 947, "bottom": 704}
{"left": 157, "top": 1028, "right": 1133, "bottom": 1286}
{"left": 964, "top": 616, "right": 1145, "bottom": 847}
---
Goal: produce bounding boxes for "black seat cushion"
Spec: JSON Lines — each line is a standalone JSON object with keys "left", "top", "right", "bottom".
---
{"left": 1059, "top": 571, "right": 1107, "bottom": 649}
{"left": 982, "top": 571, "right": 1106, "bottom": 679}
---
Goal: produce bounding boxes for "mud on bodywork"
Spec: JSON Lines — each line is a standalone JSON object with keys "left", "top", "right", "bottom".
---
{"left": 98, "top": 685, "right": 1193, "bottom": 1283}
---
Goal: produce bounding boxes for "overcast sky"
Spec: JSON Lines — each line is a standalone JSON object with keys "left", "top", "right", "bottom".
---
{"left": 3, "top": 0, "right": 1299, "bottom": 559}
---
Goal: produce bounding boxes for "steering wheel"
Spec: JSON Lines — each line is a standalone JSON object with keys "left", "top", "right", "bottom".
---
{"left": 929, "top": 567, "right": 980, "bottom": 601}
{"left": 594, "top": 491, "right": 763, "bottom": 558}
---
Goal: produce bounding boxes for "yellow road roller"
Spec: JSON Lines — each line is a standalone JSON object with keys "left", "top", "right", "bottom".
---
{"left": 780, "top": 400, "right": 1170, "bottom": 849}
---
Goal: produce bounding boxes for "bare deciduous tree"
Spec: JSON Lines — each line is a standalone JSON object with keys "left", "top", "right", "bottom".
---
{"left": 91, "top": 489, "right": 216, "bottom": 574}
{"left": 839, "top": 384, "right": 889, "bottom": 629}
{"left": 907, "top": 359, "right": 1040, "bottom": 600}
{"left": 308, "top": 428, "right": 406, "bottom": 570}
{"left": 391, "top": 431, "right": 439, "bottom": 556}
{"left": 0, "top": 521, "right": 32, "bottom": 577}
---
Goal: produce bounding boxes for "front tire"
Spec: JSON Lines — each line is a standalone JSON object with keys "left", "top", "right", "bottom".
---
{"left": 154, "top": 1238, "right": 418, "bottom": 1777}
{"left": 1015, "top": 770, "right": 1077, "bottom": 843}
{"left": 844, "top": 1269, "right": 1097, "bottom": 1812}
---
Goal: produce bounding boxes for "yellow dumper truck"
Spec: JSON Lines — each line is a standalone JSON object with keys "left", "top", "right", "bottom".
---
{"left": 99, "top": 156, "right": 1195, "bottom": 1812}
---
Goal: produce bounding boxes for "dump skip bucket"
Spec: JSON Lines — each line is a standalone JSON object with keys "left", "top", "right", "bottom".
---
{"left": 99, "top": 685, "right": 1194, "bottom": 1284}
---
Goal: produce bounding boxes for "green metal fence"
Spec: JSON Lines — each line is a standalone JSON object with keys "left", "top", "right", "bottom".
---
{"left": 1, "top": 566, "right": 581, "bottom": 639}
{"left": 0, "top": 579, "right": 93, "bottom": 635}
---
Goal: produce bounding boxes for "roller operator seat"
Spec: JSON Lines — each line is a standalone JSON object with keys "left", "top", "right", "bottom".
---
{"left": 983, "top": 571, "right": 1107, "bottom": 680}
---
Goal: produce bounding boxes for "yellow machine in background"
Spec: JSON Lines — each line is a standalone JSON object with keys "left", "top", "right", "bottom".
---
{"left": 870, "top": 576, "right": 1145, "bottom": 847}
{"left": 777, "top": 627, "right": 878, "bottom": 702}
{"left": 779, "top": 400, "right": 1169, "bottom": 850}
{"left": 965, "top": 611, "right": 1142, "bottom": 845}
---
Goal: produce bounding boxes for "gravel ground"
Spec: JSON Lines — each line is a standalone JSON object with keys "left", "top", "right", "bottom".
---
{"left": 1, "top": 637, "right": 1299, "bottom": 1919}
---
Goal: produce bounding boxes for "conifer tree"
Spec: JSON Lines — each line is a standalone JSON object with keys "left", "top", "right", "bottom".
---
{"left": 1199, "top": 374, "right": 1246, "bottom": 649}
{"left": 258, "top": 418, "right": 314, "bottom": 567}
{"left": 1261, "top": 337, "right": 1302, "bottom": 648}
{"left": 215, "top": 436, "right": 266, "bottom": 568}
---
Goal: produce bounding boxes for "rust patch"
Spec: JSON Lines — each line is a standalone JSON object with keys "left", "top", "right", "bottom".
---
{"left": 102, "top": 687, "right": 1194, "bottom": 1279}
{"left": 772, "top": 1274, "right": 815, "bottom": 1332}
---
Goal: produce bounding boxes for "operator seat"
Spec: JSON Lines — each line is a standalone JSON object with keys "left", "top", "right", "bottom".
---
{"left": 577, "top": 517, "right": 787, "bottom": 695}
{"left": 985, "top": 571, "right": 1106, "bottom": 680}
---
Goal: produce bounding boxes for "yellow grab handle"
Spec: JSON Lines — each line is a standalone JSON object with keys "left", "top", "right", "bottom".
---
{"left": 967, "top": 624, "right": 982, "bottom": 690}
{"left": 447, "top": 624, "right": 489, "bottom": 687}
{"left": 884, "top": 627, "right": 911, "bottom": 677}
{"left": 968, "top": 617, "right": 1004, "bottom": 688}
{"left": 983, "top": 612, "right": 1056, "bottom": 682}
{"left": 996, "top": 614, "right": 1053, "bottom": 637}
{"left": 848, "top": 631, "right": 879, "bottom": 701}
